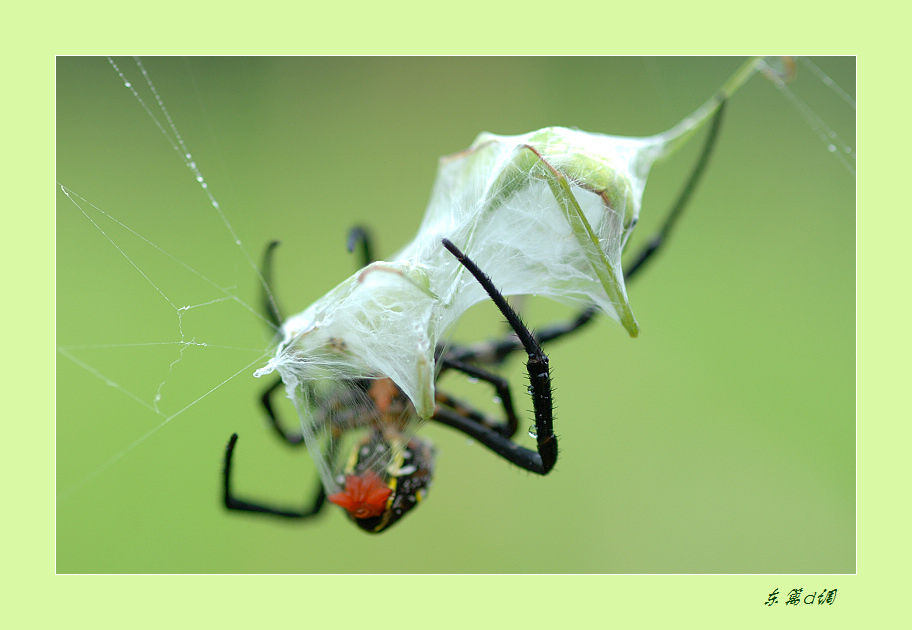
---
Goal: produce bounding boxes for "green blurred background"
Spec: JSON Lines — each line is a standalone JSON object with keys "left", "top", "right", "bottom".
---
{"left": 56, "top": 57, "right": 854, "bottom": 573}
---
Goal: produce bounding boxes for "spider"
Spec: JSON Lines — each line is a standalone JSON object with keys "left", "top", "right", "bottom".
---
{"left": 222, "top": 100, "right": 726, "bottom": 533}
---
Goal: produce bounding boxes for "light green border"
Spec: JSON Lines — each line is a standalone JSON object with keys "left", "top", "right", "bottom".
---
{"left": 23, "top": 3, "right": 890, "bottom": 627}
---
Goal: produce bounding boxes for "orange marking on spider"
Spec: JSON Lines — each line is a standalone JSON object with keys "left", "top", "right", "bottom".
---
{"left": 327, "top": 471, "right": 392, "bottom": 519}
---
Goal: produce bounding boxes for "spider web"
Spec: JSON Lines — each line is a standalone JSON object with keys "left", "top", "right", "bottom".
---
{"left": 56, "top": 56, "right": 856, "bottom": 504}
{"left": 56, "top": 58, "right": 279, "bottom": 499}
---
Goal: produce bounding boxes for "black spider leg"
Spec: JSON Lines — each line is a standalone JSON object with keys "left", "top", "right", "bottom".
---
{"left": 260, "top": 239, "right": 284, "bottom": 329}
{"left": 248, "top": 227, "right": 378, "bottom": 449}
{"left": 435, "top": 356, "right": 520, "bottom": 438}
{"left": 622, "top": 96, "right": 728, "bottom": 280}
{"left": 257, "top": 241, "right": 307, "bottom": 446}
{"left": 224, "top": 231, "right": 364, "bottom": 519}
{"left": 447, "top": 97, "right": 728, "bottom": 366}
{"left": 255, "top": 227, "right": 385, "bottom": 446}
{"left": 223, "top": 433, "right": 327, "bottom": 519}
{"left": 346, "top": 225, "right": 374, "bottom": 268}
{"left": 437, "top": 239, "right": 557, "bottom": 475}
{"left": 260, "top": 378, "right": 305, "bottom": 445}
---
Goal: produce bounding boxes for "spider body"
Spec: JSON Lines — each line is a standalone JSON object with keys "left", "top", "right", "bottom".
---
{"left": 330, "top": 427, "right": 435, "bottom": 532}
{"left": 328, "top": 377, "right": 435, "bottom": 532}
{"left": 223, "top": 235, "right": 559, "bottom": 533}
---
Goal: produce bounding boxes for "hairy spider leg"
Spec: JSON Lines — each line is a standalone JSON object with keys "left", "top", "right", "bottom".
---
{"left": 439, "top": 238, "right": 557, "bottom": 474}
{"left": 435, "top": 356, "right": 520, "bottom": 438}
